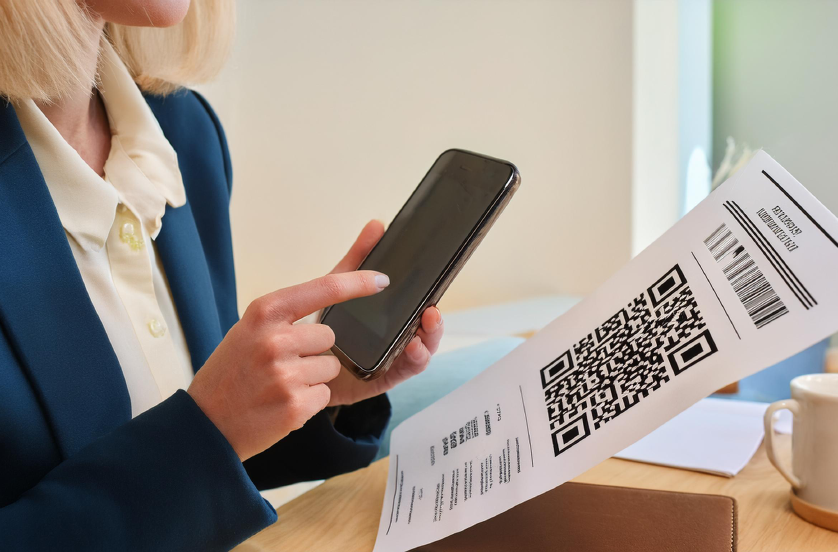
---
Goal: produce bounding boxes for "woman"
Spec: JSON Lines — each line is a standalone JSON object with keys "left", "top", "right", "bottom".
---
{"left": 0, "top": 0, "right": 443, "bottom": 549}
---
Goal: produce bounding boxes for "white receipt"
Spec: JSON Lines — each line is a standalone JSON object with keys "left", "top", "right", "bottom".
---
{"left": 373, "top": 151, "right": 838, "bottom": 552}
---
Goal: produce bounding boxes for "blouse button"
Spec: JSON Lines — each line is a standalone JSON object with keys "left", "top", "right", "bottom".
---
{"left": 119, "top": 221, "right": 145, "bottom": 251}
{"left": 148, "top": 319, "right": 167, "bottom": 338}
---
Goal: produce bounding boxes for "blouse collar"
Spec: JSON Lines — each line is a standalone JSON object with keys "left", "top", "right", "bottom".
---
{"left": 14, "top": 41, "right": 186, "bottom": 252}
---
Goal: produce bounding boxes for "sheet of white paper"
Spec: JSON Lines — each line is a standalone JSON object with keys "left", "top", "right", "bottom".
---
{"left": 374, "top": 151, "right": 838, "bottom": 552}
{"left": 614, "top": 397, "right": 767, "bottom": 476}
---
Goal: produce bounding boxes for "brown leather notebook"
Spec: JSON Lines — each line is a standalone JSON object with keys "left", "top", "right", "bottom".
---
{"left": 410, "top": 482, "right": 737, "bottom": 552}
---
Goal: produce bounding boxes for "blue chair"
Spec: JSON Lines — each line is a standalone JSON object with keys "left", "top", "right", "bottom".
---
{"left": 712, "top": 339, "right": 829, "bottom": 403}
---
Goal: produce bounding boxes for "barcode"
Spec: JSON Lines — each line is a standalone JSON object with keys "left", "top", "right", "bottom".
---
{"left": 704, "top": 224, "right": 739, "bottom": 262}
{"left": 704, "top": 224, "right": 788, "bottom": 328}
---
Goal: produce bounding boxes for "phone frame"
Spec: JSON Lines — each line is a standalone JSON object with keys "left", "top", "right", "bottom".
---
{"left": 321, "top": 149, "right": 521, "bottom": 380}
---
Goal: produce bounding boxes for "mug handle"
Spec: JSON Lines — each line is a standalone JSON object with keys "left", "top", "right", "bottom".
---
{"left": 764, "top": 399, "right": 802, "bottom": 489}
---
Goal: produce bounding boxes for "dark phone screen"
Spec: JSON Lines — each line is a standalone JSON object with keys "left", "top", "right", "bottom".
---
{"left": 321, "top": 150, "right": 514, "bottom": 370}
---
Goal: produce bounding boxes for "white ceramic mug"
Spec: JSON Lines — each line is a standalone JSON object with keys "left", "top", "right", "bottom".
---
{"left": 764, "top": 374, "right": 838, "bottom": 530}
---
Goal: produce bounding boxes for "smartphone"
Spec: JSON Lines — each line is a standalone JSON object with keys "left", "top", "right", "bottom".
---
{"left": 320, "top": 149, "right": 520, "bottom": 380}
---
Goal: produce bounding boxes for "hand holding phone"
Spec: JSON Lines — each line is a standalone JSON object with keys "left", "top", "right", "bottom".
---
{"left": 321, "top": 149, "right": 520, "bottom": 380}
{"left": 323, "top": 222, "right": 445, "bottom": 404}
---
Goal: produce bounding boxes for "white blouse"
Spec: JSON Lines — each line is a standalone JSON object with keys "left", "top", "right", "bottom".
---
{"left": 15, "top": 43, "right": 194, "bottom": 417}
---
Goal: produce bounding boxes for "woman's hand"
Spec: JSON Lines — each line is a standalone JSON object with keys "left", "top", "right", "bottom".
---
{"left": 325, "top": 221, "right": 445, "bottom": 406}
{"left": 187, "top": 270, "right": 389, "bottom": 462}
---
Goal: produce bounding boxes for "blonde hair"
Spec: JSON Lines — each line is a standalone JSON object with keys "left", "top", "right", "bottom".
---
{"left": 0, "top": 0, "right": 234, "bottom": 102}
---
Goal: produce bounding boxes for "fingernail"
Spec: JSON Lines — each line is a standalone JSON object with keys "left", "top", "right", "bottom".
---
{"left": 434, "top": 307, "right": 443, "bottom": 326}
{"left": 375, "top": 274, "right": 390, "bottom": 289}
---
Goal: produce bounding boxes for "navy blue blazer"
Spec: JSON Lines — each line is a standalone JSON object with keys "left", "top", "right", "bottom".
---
{"left": 0, "top": 91, "right": 390, "bottom": 551}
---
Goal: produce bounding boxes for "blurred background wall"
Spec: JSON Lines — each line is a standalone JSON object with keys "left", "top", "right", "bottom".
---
{"left": 201, "top": 0, "right": 633, "bottom": 314}
{"left": 200, "top": 0, "right": 837, "bottom": 315}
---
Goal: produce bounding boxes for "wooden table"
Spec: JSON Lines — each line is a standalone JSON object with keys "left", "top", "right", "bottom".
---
{"left": 235, "top": 433, "right": 838, "bottom": 551}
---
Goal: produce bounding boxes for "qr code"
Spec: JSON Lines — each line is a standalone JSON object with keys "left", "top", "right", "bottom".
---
{"left": 540, "top": 265, "right": 718, "bottom": 457}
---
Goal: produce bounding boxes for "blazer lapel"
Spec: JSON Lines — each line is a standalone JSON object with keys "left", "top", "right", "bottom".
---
{"left": 154, "top": 202, "right": 224, "bottom": 373}
{"left": 145, "top": 93, "right": 226, "bottom": 373}
{"left": 0, "top": 104, "right": 131, "bottom": 459}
